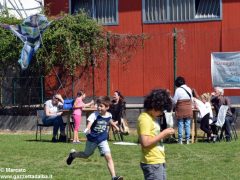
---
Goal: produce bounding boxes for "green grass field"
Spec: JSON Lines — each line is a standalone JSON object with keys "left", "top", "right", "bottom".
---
{"left": 0, "top": 133, "right": 239, "bottom": 180}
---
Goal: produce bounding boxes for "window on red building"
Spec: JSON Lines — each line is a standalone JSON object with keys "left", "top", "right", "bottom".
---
{"left": 71, "top": 0, "right": 118, "bottom": 25}
{"left": 142, "top": 0, "right": 222, "bottom": 23}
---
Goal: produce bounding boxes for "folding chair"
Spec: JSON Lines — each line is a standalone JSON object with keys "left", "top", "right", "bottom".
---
{"left": 36, "top": 110, "right": 54, "bottom": 141}
{"left": 163, "top": 111, "right": 177, "bottom": 143}
{"left": 108, "top": 121, "right": 124, "bottom": 142}
{"left": 112, "top": 125, "right": 124, "bottom": 141}
{"left": 213, "top": 105, "right": 228, "bottom": 142}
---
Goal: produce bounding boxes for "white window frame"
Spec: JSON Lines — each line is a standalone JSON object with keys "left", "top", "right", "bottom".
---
{"left": 142, "top": 0, "right": 222, "bottom": 24}
{"left": 70, "top": 0, "right": 119, "bottom": 26}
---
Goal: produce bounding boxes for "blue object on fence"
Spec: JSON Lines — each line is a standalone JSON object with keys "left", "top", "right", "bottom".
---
{"left": 63, "top": 99, "right": 74, "bottom": 110}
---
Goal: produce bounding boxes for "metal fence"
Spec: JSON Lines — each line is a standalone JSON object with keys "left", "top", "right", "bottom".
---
{"left": 0, "top": 76, "right": 44, "bottom": 106}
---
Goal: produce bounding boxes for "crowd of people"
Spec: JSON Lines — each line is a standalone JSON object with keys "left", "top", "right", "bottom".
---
{"left": 40, "top": 76, "right": 235, "bottom": 180}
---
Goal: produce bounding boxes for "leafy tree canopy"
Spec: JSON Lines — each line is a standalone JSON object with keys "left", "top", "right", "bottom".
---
{"left": 36, "top": 12, "right": 106, "bottom": 75}
{"left": 0, "top": 16, "right": 22, "bottom": 75}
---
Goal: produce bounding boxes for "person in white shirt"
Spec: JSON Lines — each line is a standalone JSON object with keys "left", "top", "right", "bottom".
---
{"left": 192, "top": 91, "right": 216, "bottom": 142}
{"left": 43, "top": 94, "right": 65, "bottom": 142}
{"left": 173, "top": 76, "right": 193, "bottom": 144}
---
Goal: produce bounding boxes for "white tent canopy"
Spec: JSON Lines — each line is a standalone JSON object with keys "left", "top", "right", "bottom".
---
{"left": 0, "top": 0, "right": 44, "bottom": 19}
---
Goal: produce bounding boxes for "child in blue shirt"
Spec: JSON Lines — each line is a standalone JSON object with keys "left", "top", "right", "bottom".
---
{"left": 66, "top": 96, "right": 123, "bottom": 180}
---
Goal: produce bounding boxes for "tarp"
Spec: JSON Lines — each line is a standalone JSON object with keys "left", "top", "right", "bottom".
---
{"left": 211, "top": 52, "right": 240, "bottom": 88}
{"left": 9, "top": 14, "right": 51, "bottom": 70}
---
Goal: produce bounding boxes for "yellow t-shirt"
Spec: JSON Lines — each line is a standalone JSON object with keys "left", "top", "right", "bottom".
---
{"left": 137, "top": 112, "right": 165, "bottom": 164}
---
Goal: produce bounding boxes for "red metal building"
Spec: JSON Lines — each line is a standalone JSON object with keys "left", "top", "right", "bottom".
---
{"left": 44, "top": 0, "right": 240, "bottom": 97}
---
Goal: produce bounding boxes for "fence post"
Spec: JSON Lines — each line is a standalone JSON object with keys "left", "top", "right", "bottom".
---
{"left": 12, "top": 78, "right": 16, "bottom": 105}
{"left": 71, "top": 75, "right": 74, "bottom": 98}
{"left": 173, "top": 28, "right": 177, "bottom": 91}
{"left": 29, "top": 87, "right": 32, "bottom": 105}
{"left": 107, "top": 32, "right": 111, "bottom": 97}
{"left": 40, "top": 75, "right": 44, "bottom": 104}
{"left": 0, "top": 76, "right": 2, "bottom": 105}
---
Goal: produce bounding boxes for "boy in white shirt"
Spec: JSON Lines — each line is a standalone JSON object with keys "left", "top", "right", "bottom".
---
{"left": 66, "top": 96, "right": 123, "bottom": 180}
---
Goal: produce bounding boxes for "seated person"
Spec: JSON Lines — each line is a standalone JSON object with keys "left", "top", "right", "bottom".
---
{"left": 192, "top": 89, "right": 216, "bottom": 142}
{"left": 43, "top": 94, "right": 66, "bottom": 142}
{"left": 211, "top": 87, "right": 233, "bottom": 142}
{"left": 108, "top": 90, "right": 126, "bottom": 132}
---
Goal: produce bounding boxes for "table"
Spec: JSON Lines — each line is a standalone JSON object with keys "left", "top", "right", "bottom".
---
{"left": 61, "top": 107, "right": 97, "bottom": 142}
{"left": 191, "top": 109, "right": 199, "bottom": 143}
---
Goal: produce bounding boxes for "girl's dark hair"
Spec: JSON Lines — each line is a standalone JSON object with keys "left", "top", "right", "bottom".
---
{"left": 77, "top": 90, "right": 84, "bottom": 97}
{"left": 115, "top": 90, "right": 125, "bottom": 103}
{"left": 175, "top": 76, "right": 185, "bottom": 87}
{"left": 144, "top": 89, "right": 172, "bottom": 112}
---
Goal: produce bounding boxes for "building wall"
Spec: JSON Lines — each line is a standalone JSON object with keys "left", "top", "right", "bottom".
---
{"left": 44, "top": 0, "right": 68, "bottom": 16}
{"left": 44, "top": 0, "right": 240, "bottom": 97}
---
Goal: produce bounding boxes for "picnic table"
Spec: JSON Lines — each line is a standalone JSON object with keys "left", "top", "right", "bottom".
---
{"left": 61, "top": 107, "right": 96, "bottom": 142}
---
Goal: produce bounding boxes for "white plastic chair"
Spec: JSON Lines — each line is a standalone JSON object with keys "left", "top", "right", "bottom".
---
{"left": 215, "top": 105, "right": 228, "bottom": 127}
{"left": 164, "top": 111, "right": 174, "bottom": 128}
{"left": 214, "top": 105, "right": 229, "bottom": 141}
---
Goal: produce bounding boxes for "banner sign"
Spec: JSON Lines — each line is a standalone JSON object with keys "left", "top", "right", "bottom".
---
{"left": 211, "top": 52, "right": 240, "bottom": 88}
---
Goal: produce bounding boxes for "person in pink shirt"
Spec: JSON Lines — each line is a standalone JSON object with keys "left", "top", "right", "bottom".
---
{"left": 72, "top": 91, "right": 94, "bottom": 143}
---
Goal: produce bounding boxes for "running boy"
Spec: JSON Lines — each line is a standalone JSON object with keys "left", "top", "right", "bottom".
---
{"left": 66, "top": 96, "right": 123, "bottom": 180}
{"left": 137, "top": 89, "right": 175, "bottom": 180}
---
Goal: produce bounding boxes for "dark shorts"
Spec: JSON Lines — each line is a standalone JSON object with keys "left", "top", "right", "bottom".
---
{"left": 140, "top": 163, "right": 166, "bottom": 180}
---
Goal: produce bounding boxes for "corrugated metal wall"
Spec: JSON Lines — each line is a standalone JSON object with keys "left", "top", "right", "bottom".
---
{"left": 44, "top": 0, "right": 240, "bottom": 97}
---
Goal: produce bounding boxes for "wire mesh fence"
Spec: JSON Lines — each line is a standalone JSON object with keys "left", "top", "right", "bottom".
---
{"left": 0, "top": 76, "right": 44, "bottom": 106}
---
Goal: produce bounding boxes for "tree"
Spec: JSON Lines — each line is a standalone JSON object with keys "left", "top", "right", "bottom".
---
{"left": 0, "top": 16, "right": 22, "bottom": 75}
{"left": 36, "top": 12, "right": 106, "bottom": 75}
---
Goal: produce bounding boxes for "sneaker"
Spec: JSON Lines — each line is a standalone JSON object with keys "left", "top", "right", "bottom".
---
{"left": 52, "top": 137, "right": 58, "bottom": 143}
{"left": 113, "top": 176, "right": 123, "bottom": 180}
{"left": 178, "top": 141, "right": 183, "bottom": 145}
{"left": 186, "top": 140, "right": 190, "bottom": 144}
{"left": 59, "top": 135, "right": 67, "bottom": 142}
{"left": 226, "top": 136, "right": 231, "bottom": 142}
{"left": 66, "top": 149, "right": 76, "bottom": 165}
{"left": 72, "top": 140, "right": 81, "bottom": 144}
{"left": 212, "top": 135, "right": 217, "bottom": 143}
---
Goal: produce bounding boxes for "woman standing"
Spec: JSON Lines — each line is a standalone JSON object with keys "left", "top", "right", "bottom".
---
{"left": 173, "top": 76, "right": 193, "bottom": 144}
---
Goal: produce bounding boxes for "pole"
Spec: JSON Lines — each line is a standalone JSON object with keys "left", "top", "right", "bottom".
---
{"left": 40, "top": 75, "right": 44, "bottom": 104}
{"left": 0, "top": 76, "right": 2, "bottom": 105}
{"left": 173, "top": 28, "right": 177, "bottom": 91}
{"left": 71, "top": 75, "right": 74, "bottom": 98}
{"left": 12, "top": 78, "right": 16, "bottom": 105}
{"left": 106, "top": 32, "right": 110, "bottom": 97}
{"left": 90, "top": 44, "right": 95, "bottom": 99}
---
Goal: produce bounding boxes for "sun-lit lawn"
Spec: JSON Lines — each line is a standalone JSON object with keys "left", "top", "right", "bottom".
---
{"left": 0, "top": 132, "right": 239, "bottom": 180}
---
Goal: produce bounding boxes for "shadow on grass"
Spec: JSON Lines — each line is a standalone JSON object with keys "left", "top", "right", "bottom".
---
{"left": 25, "top": 139, "right": 68, "bottom": 143}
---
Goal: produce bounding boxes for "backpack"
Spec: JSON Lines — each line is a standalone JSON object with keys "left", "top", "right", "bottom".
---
{"left": 63, "top": 99, "right": 75, "bottom": 110}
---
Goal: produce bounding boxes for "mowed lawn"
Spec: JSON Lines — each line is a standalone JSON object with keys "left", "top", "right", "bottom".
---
{"left": 0, "top": 133, "right": 240, "bottom": 180}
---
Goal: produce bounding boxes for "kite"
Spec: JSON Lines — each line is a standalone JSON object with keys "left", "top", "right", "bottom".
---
{"left": 1, "top": 14, "right": 51, "bottom": 70}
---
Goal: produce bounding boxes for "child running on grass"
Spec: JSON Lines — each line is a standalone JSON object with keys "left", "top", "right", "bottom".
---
{"left": 66, "top": 96, "right": 123, "bottom": 180}
{"left": 137, "top": 89, "right": 175, "bottom": 180}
